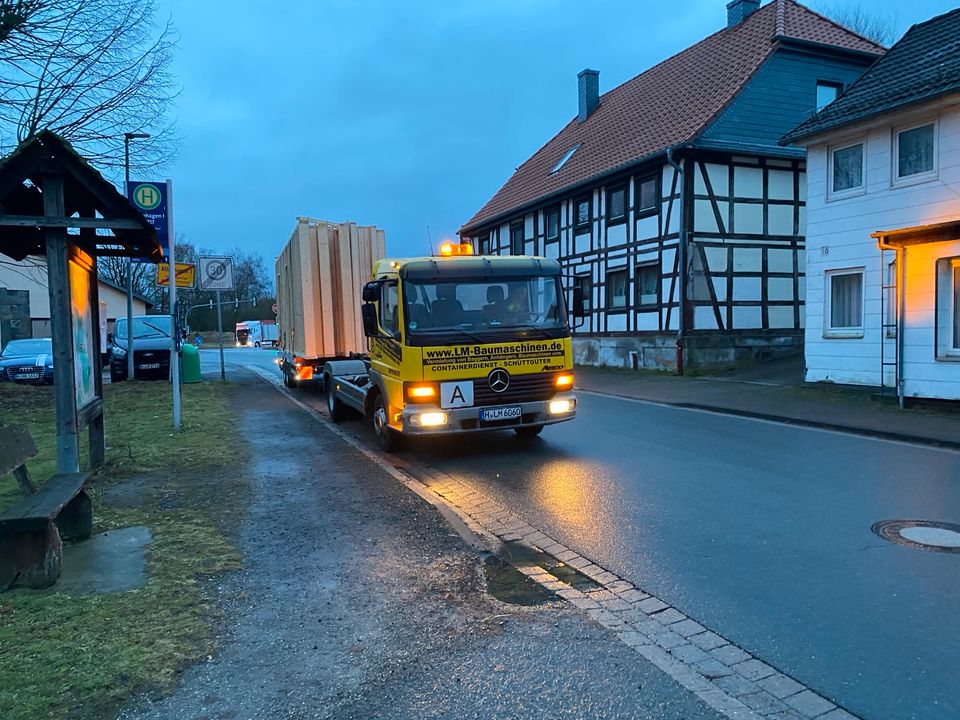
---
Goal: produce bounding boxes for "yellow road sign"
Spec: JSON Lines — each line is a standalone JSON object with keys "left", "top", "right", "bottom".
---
{"left": 157, "top": 262, "right": 196, "bottom": 288}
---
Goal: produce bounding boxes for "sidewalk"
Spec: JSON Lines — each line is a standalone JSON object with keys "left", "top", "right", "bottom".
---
{"left": 575, "top": 357, "right": 960, "bottom": 449}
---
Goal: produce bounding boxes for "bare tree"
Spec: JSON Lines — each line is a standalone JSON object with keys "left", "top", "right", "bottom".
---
{"left": 817, "top": 3, "right": 898, "bottom": 46}
{"left": 0, "top": 0, "right": 178, "bottom": 170}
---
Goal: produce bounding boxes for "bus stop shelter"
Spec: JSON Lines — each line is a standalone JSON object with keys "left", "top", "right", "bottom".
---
{"left": 0, "top": 130, "right": 160, "bottom": 473}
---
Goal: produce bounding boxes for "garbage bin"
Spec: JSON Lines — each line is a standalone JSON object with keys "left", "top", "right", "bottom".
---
{"left": 181, "top": 342, "right": 202, "bottom": 383}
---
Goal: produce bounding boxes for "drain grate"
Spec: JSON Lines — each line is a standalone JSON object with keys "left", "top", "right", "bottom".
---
{"left": 872, "top": 520, "right": 960, "bottom": 554}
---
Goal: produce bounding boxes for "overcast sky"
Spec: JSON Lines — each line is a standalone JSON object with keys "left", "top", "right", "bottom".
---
{"left": 156, "top": 0, "right": 957, "bottom": 261}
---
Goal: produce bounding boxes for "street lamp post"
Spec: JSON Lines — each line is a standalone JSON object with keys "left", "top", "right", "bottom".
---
{"left": 123, "top": 132, "right": 150, "bottom": 380}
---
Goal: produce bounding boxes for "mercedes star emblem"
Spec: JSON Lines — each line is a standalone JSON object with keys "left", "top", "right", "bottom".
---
{"left": 488, "top": 368, "right": 510, "bottom": 393}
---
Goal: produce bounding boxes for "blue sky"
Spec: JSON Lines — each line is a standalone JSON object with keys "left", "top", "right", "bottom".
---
{"left": 157, "top": 0, "right": 956, "bottom": 261}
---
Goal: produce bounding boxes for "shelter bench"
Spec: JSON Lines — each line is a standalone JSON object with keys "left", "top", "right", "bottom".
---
{"left": 0, "top": 424, "right": 92, "bottom": 590}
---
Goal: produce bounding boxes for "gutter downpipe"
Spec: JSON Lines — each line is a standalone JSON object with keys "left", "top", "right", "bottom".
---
{"left": 877, "top": 238, "right": 906, "bottom": 409}
{"left": 667, "top": 146, "right": 686, "bottom": 375}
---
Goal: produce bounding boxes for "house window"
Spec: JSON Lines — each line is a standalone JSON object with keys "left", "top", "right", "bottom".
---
{"left": 606, "top": 269, "right": 628, "bottom": 310}
{"left": 510, "top": 222, "right": 524, "bottom": 255}
{"left": 830, "top": 142, "right": 864, "bottom": 195}
{"left": 545, "top": 207, "right": 560, "bottom": 241}
{"left": 575, "top": 196, "right": 591, "bottom": 230}
{"left": 816, "top": 81, "right": 842, "bottom": 111}
{"left": 477, "top": 235, "right": 490, "bottom": 255}
{"left": 574, "top": 274, "right": 593, "bottom": 312}
{"left": 607, "top": 185, "right": 626, "bottom": 224}
{"left": 935, "top": 257, "right": 960, "bottom": 358}
{"left": 825, "top": 269, "right": 864, "bottom": 337}
{"left": 635, "top": 262, "right": 659, "bottom": 307}
{"left": 635, "top": 175, "right": 658, "bottom": 217}
{"left": 895, "top": 122, "right": 936, "bottom": 180}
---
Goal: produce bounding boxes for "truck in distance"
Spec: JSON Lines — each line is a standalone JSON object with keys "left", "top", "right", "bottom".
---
{"left": 323, "top": 241, "right": 579, "bottom": 451}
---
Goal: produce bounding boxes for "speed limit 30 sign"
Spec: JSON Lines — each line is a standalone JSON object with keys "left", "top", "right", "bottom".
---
{"left": 198, "top": 256, "right": 234, "bottom": 291}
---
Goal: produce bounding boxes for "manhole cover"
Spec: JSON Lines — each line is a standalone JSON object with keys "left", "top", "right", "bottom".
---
{"left": 872, "top": 520, "right": 960, "bottom": 553}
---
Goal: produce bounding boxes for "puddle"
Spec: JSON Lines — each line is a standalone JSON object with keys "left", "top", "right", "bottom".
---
{"left": 483, "top": 555, "right": 552, "bottom": 606}
{"left": 483, "top": 540, "right": 601, "bottom": 605}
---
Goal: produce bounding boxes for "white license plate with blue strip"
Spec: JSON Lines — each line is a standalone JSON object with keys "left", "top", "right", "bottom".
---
{"left": 480, "top": 406, "right": 522, "bottom": 422}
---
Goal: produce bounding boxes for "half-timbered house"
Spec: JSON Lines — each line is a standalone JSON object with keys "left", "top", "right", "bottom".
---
{"left": 783, "top": 8, "right": 960, "bottom": 404}
{"left": 459, "top": 0, "right": 883, "bottom": 370}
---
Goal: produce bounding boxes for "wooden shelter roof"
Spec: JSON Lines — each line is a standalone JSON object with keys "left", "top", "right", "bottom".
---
{"left": 0, "top": 130, "right": 161, "bottom": 262}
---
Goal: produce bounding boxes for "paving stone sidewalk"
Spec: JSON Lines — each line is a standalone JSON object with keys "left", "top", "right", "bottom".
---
{"left": 574, "top": 358, "right": 960, "bottom": 448}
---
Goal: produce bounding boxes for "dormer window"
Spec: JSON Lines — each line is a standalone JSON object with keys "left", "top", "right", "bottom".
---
{"left": 551, "top": 144, "right": 581, "bottom": 174}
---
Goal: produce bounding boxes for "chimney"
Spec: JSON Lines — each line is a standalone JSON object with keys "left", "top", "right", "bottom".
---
{"left": 726, "top": 0, "right": 760, "bottom": 27}
{"left": 578, "top": 69, "right": 599, "bottom": 122}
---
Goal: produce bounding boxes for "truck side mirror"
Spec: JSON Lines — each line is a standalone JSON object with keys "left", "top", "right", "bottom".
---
{"left": 361, "top": 303, "right": 380, "bottom": 338}
{"left": 571, "top": 286, "right": 585, "bottom": 319}
{"left": 362, "top": 281, "right": 382, "bottom": 303}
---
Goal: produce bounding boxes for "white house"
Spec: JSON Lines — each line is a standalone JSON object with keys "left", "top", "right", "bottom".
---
{"left": 784, "top": 8, "right": 960, "bottom": 403}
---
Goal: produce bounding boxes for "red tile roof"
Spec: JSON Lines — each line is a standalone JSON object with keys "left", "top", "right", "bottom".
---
{"left": 461, "top": 0, "right": 883, "bottom": 233}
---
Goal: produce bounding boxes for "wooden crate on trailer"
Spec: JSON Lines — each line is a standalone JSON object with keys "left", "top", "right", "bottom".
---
{"left": 276, "top": 217, "right": 387, "bottom": 360}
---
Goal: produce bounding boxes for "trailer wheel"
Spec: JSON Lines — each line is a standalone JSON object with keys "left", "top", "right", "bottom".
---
{"left": 514, "top": 424, "right": 544, "bottom": 438}
{"left": 325, "top": 374, "right": 348, "bottom": 422}
{"left": 372, "top": 394, "right": 402, "bottom": 453}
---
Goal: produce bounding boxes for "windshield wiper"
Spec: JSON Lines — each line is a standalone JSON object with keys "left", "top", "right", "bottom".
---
{"left": 139, "top": 321, "right": 170, "bottom": 336}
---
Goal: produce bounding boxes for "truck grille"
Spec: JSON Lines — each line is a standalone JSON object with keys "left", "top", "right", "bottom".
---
{"left": 472, "top": 372, "right": 556, "bottom": 406}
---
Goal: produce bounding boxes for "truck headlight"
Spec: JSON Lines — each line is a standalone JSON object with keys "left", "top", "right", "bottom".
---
{"left": 549, "top": 399, "right": 575, "bottom": 415}
{"left": 409, "top": 411, "right": 447, "bottom": 427}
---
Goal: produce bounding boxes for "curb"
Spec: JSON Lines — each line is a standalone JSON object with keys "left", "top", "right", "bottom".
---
{"left": 575, "top": 388, "right": 960, "bottom": 452}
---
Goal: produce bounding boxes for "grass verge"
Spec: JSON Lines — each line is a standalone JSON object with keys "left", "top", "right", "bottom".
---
{"left": 0, "top": 379, "right": 247, "bottom": 720}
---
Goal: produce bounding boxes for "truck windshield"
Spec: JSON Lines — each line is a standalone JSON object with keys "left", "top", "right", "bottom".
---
{"left": 403, "top": 276, "right": 566, "bottom": 338}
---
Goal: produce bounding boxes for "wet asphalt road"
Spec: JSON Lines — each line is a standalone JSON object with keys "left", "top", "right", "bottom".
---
{"left": 219, "top": 348, "right": 960, "bottom": 720}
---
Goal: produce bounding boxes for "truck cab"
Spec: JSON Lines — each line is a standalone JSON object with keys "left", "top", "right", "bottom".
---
{"left": 327, "top": 244, "right": 578, "bottom": 451}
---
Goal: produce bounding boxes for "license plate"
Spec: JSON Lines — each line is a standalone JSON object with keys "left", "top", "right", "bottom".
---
{"left": 15, "top": 373, "right": 40, "bottom": 380}
{"left": 138, "top": 363, "right": 161, "bottom": 370}
{"left": 480, "top": 406, "right": 522, "bottom": 422}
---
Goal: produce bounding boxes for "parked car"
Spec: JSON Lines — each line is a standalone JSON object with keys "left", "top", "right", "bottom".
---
{"left": 109, "top": 316, "right": 172, "bottom": 382}
{"left": 0, "top": 337, "right": 55, "bottom": 385}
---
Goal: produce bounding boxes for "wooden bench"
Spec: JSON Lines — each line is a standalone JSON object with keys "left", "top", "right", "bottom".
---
{"left": 0, "top": 424, "right": 92, "bottom": 590}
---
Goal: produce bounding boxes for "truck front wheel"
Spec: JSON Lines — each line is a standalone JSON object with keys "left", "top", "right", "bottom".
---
{"left": 372, "top": 394, "right": 402, "bottom": 453}
{"left": 325, "top": 374, "right": 348, "bottom": 422}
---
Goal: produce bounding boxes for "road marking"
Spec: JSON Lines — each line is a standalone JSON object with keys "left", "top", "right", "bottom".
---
{"left": 246, "top": 364, "right": 862, "bottom": 720}
{"left": 576, "top": 387, "right": 960, "bottom": 455}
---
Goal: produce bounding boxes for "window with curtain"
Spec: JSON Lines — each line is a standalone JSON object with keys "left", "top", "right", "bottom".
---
{"left": 831, "top": 143, "right": 863, "bottom": 194}
{"left": 607, "top": 269, "right": 628, "bottom": 310}
{"left": 635, "top": 263, "right": 659, "bottom": 307}
{"left": 896, "top": 123, "right": 935, "bottom": 179}
{"left": 828, "top": 270, "right": 863, "bottom": 331}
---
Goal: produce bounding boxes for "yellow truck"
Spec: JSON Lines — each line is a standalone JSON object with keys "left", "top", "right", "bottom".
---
{"left": 323, "top": 242, "right": 579, "bottom": 451}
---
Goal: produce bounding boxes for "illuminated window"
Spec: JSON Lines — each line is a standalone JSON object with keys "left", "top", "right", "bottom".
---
{"left": 935, "top": 257, "right": 960, "bottom": 358}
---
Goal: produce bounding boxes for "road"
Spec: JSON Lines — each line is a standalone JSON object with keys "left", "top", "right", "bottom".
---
{"left": 213, "top": 347, "right": 960, "bottom": 720}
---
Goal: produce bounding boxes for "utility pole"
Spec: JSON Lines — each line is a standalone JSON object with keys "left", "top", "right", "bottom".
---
{"left": 168, "top": 179, "right": 181, "bottom": 430}
{"left": 123, "top": 132, "right": 150, "bottom": 380}
{"left": 216, "top": 289, "right": 225, "bottom": 382}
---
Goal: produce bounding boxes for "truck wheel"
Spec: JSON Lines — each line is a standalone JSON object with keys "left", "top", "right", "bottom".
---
{"left": 514, "top": 424, "right": 544, "bottom": 438}
{"left": 325, "top": 374, "right": 348, "bottom": 422}
{"left": 373, "top": 394, "right": 402, "bottom": 453}
{"left": 283, "top": 369, "right": 293, "bottom": 388}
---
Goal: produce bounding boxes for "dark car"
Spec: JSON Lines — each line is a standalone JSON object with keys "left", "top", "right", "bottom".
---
{"left": 109, "top": 316, "right": 172, "bottom": 382}
{"left": 0, "top": 338, "right": 55, "bottom": 385}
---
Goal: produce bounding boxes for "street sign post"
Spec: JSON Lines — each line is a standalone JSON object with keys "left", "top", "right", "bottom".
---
{"left": 198, "top": 256, "right": 234, "bottom": 382}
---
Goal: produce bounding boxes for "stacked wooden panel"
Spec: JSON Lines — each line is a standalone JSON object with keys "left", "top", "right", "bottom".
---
{"left": 275, "top": 217, "right": 387, "bottom": 359}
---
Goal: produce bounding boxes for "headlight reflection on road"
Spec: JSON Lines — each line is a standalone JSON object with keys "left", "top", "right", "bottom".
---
{"left": 527, "top": 458, "right": 612, "bottom": 543}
